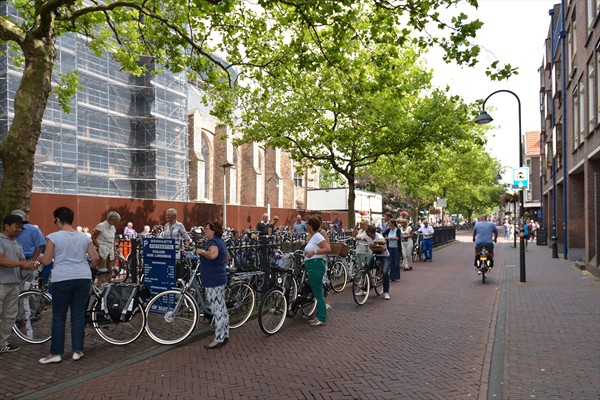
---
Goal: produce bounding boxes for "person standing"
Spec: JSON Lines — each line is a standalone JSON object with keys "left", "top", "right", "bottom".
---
{"left": 123, "top": 222, "right": 137, "bottom": 240}
{"left": 417, "top": 220, "right": 435, "bottom": 262}
{"left": 271, "top": 216, "right": 280, "bottom": 234}
{"left": 330, "top": 214, "right": 342, "bottom": 233}
{"left": 91, "top": 211, "right": 121, "bottom": 286}
{"left": 292, "top": 215, "right": 307, "bottom": 239}
{"left": 303, "top": 215, "right": 330, "bottom": 326}
{"left": 352, "top": 220, "right": 369, "bottom": 276}
{"left": 11, "top": 210, "right": 45, "bottom": 291}
{"left": 196, "top": 220, "right": 229, "bottom": 349}
{"left": 0, "top": 214, "right": 35, "bottom": 355}
{"left": 503, "top": 220, "right": 511, "bottom": 240}
{"left": 163, "top": 208, "right": 192, "bottom": 247}
{"left": 256, "top": 213, "right": 272, "bottom": 236}
{"left": 399, "top": 219, "right": 414, "bottom": 271}
{"left": 37, "top": 207, "right": 100, "bottom": 364}
{"left": 380, "top": 213, "right": 392, "bottom": 232}
{"left": 383, "top": 219, "right": 401, "bottom": 281}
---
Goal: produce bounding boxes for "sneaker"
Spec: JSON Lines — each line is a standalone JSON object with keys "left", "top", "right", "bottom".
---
{"left": 72, "top": 352, "right": 84, "bottom": 361}
{"left": 325, "top": 304, "right": 332, "bottom": 310}
{"left": 309, "top": 319, "right": 325, "bottom": 326}
{"left": 383, "top": 292, "right": 390, "bottom": 300}
{"left": 477, "top": 269, "right": 482, "bottom": 275}
{"left": 0, "top": 343, "right": 20, "bottom": 353}
{"left": 355, "top": 290, "right": 367, "bottom": 296}
{"left": 39, "top": 355, "right": 62, "bottom": 364}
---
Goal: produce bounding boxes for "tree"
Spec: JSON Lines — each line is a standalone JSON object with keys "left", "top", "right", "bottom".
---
{"left": 0, "top": 0, "right": 515, "bottom": 216}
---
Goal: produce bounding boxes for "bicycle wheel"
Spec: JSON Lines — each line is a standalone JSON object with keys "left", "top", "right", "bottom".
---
{"left": 145, "top": 290, "right": 198, "bottom": 345}
{"left": 411, "top": 247, "right": 417, "bottom": 263}
{"left": 258, "top": 288, "right": 287, "bottom": 335}
{"left": 329, "top": 260, "right": 348, "bottom": 293}
{"left": 300, "top": 292, "right": 317, "bottom": 318}
{"left": 352, "top": 270, "right": 370, "bottom": 305}
{"left": 373, "top": 261, "right": 384, "bottom": 295}
{"left": 112, "top": 257, "right": 129, "bottom": 282}
{"left": 91, "top": 300, "right": 146, "bottom": 345}
{"left": 13, "top": 290, "right": 52, "bottom": 344}
{"left": 226, "top": 282, "right": 255, "bottom": 329}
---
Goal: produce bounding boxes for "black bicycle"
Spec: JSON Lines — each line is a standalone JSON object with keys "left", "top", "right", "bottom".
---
{"left": 13, "top": 268, "right": 147, "bottom": 345}
{"left": 258, "top": 250, "right": 317, "bottom": 335}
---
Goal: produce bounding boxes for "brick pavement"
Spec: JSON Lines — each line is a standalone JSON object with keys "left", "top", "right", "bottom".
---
{"left": 1, "top": 231, "right": 598, "bottom": 399}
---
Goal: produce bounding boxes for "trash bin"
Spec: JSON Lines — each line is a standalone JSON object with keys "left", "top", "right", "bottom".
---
{"left": 536, "top": 228, "right": 547, "bottom": 246}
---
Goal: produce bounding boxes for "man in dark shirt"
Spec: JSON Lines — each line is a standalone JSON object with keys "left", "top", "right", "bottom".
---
{"left": 256, "top": 213, "right": 272, "bottom": 235}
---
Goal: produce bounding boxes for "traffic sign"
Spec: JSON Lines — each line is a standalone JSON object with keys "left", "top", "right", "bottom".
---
{"left": 513, "top": 167, "right": 530, "bottom": 190}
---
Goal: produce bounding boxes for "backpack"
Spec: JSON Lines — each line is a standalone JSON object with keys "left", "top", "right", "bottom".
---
{"left": 101, "top": 283, "right": 139, "bottom": 322}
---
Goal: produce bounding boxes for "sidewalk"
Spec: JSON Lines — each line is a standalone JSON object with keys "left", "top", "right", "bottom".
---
{"left": 496, "top": 237, "right": 600, "bottom": 398}
{"left": 1, "top": 231, "right": 598, "bottom": 399}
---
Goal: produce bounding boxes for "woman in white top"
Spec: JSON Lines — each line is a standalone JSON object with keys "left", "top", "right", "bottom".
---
{"left": 399, "top": 219, "right": 414, "bottom": 271}
{"left": 37, "top": 207, "right": 100, "bottom": 364}
{"left": 303, "top": 215, "right": 331, "bottom": 326}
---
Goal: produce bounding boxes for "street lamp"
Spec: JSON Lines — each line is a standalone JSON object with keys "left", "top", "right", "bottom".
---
{"left": 476, "top": 89, "right": 526, "bottom": 283}
{"left": 221, "top": 162, "right": 234, "bottom": 229}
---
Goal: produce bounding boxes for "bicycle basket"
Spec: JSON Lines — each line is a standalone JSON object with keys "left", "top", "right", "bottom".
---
{"left": 101, "top": 283, "right": 139, "bottom": 323}
{"left": 328, "top": 242, "right": 348, "bottom": 257}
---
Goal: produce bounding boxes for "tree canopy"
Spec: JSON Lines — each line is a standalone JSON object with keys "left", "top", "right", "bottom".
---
{"left": 0, "top": 0, "right": 515, "bottom": 216}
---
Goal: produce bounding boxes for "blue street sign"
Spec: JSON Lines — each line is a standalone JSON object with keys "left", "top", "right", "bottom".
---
{"left": 513, "top": 167, "right": 530, "bottom": 190}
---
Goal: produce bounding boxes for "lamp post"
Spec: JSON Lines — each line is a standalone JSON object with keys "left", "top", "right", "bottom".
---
{"left": 476, "top": 89, "right": 526, "bottom": 283}
{"left": 221, "top": 162, "right": 234, "bottom": 229}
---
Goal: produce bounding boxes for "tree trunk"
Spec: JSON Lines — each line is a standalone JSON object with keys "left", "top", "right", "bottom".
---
{"left": 0, "top": 36, "right": 55, "bottom": 216}
{"left": 347, "top": 175, "right": 356, "bottom": 229}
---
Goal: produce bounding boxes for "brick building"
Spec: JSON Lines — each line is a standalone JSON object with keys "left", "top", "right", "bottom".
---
{"left": 540, "top": 0, "right": 600, "bottom": 270}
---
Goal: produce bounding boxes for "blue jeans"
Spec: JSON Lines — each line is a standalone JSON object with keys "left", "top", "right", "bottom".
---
{"left": 422, "top": 238, "right": 433, "bottom": 260}
{"left": 50, "top": 279, "right": 91, "bottom": 355}
{"left": 388, "top": 246, "right": 401, "bottom": 280}
{"left": 368, "top": 255, "right": 391, "bottom": 293}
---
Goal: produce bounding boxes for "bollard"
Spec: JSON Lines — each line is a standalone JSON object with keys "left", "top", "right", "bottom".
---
{"left": 551, "top": 235, "right": 559, "bottom": 258}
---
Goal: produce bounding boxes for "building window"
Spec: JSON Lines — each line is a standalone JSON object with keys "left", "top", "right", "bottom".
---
{"left": 294, "top": 172, "right": 304, "bottom": 187}
{"left": 202, "top": 136, "right": 210, "bottom": 199}
{"left": 588, "top": 57, "right": 596, "bottom": 131}
{"left": 579, "top": 77, "right": 586, "bottom": 143}
{"left": 573, "top": 85, "right": 579, "bottom": 149}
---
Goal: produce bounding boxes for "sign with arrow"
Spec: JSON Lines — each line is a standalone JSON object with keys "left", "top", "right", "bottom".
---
{"left": 513, "top": 167, "right": 530, "bottom": 190}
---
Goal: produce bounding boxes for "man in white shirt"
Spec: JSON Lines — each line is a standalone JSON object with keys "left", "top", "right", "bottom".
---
{"left": 417, "top": 220, "right": 435, "bottom": 262}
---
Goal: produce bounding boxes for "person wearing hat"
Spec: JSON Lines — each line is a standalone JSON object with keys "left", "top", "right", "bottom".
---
{"left": 0, "top": 214, "right": 36, "bottom": 355}
{"left": 11, "top": 210, "right": 45, "bottom": 291}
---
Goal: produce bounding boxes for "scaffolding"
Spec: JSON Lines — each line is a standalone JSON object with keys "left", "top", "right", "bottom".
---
{"left": 0, "top": 7, "right": 189, "bottom": 201}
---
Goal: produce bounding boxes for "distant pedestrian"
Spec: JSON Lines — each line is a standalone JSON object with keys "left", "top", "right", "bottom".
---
{"left": 417, "top": 220, "right": 434, "bottom": 262}
{"left": 352, "top": 220, "right": 369, "bottom": 274}
{"left": 399, "top": 219, "right": 414, "bottom": 271}
{"left": 292, "top": 215, "right": 307, "bottom": 239}
{"left": 91, "top": 211, "right": 121, "bottom": 285}
{"left": 503, "top": 220, "right": 510, "bottom": 240}
{"left": 123, "top": 222, "right": 137, "bottom": 240}
{"left": 196, "top": 220, "right": 229, "bottom": 349}
{"left": 256, "top": 213, "right": 272, "bottom": 236}
{"left": 383, "top": 219, "right": 401, "bottom": 281}
{"left": 37, "top": 207, "right": 100, "bottom": 364}
{"left": 330, "top": 214, "right": 342, "bottom": 233}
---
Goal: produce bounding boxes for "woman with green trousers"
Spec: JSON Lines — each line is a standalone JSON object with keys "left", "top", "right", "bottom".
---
{"left": 303, "top": 215, "right": 331, "bottom": 326}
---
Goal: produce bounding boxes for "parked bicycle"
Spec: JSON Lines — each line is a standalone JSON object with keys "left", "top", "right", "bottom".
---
{"left": 13, "top": 268, "right": 147, "bottom": 345}
{"left": 351, "top": 254, "right": 384, "bottom": 305}
{"left": 412, "top": 233, "right": 424, "bottom": 262}
{"left": 144, "top": 250, "right": 255, "bottom": 345}
{"left": 258, "top": 250, "right": 317, "bottom": 335}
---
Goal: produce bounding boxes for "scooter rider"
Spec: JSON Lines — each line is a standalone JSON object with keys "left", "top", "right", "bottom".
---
{"left": 472, "top": 215, "right": 498, "bottom": 268}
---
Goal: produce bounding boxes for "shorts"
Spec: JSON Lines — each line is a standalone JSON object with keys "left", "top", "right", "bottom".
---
{"left": 475, "top": 243, "right": 494, "bottom": 253}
